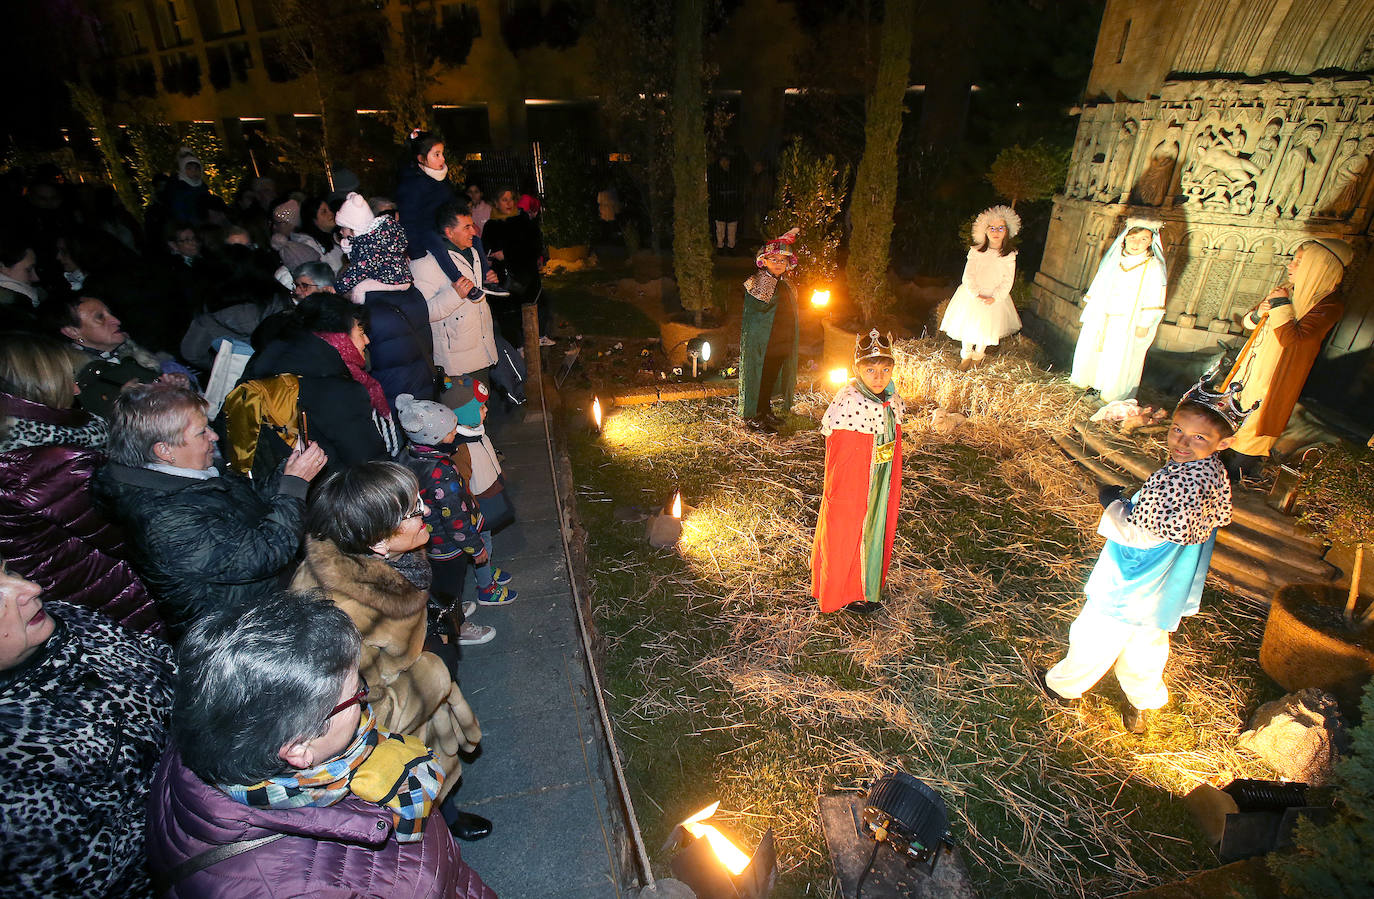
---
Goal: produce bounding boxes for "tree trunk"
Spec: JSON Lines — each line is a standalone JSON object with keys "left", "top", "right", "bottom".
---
{"left": 844, "top": 0, "right": 915, "bottom": 324}
{"left": 670, "top": 0, "right": 713, "bottom": 328}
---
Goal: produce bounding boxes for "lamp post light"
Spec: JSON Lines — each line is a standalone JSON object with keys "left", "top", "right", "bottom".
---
{"left": 686, "top": 338, "right": 712, "bottom": 379}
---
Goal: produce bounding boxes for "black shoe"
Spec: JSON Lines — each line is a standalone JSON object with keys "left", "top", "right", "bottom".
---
{"left": 1033, "top": 668, "right": 1076, "bottom": 707}
{"left": 762, "top": 411, "right": 784, "bottom": 429}
{"left": 844, "top": 601, "right": 881, "bottom": 615}
{"left": 746, "top": 416, "right": 777, "bottom": 434}
{"left": 447, "top": 810, "right": 493, "bottom": 841}
{"left": 1122, "top": 705, "right": 1152, "bottom": 735}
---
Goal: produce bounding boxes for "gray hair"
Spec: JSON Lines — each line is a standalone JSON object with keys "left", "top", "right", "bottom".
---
{"left": 107, "top": 383, "right": 207, "bottom": 466}
{"left": 291, "top": 261, "right": 336, "bottom": 290}
{"left": 172, "top": 590, "right": 361, "bottom": 785}
{"left": 307, "top": 461, "right": 419, "bottom": 554}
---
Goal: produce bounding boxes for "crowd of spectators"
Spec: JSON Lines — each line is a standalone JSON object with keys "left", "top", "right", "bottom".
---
{"left": 0, "top": 132, "right": 541, "bottom": 897}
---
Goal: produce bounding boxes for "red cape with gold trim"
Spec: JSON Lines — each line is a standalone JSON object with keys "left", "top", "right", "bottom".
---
{"left": 810, "top": 425, "right": 903, "bottom": 612}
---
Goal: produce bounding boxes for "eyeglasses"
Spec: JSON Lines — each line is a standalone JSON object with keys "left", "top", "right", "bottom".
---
{"left": 327, "top": 674, "right": 369, "bottom": 719}
{"left": 402, "top": 496, "right": 426, "bottom": 520}
{"left": 293, "top": 280, "right": 315, "bottom": 290}
{"left": 986, "top": 225, "right": 1007, "bottom": 234}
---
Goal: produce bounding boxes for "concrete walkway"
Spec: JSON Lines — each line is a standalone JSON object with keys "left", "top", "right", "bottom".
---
{"left": 449, "top": 405, "right": 632, "bottom": 898}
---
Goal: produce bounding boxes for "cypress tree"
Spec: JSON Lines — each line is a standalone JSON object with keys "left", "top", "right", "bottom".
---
{"left": 670, "top": 0, "right": 714, "bottom": 326}
{"left": 845, "top": 0, "right": 915, "bottom": 323}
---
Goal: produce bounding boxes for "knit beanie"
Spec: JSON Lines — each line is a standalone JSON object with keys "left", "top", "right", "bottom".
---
{"left": 396, "top": 393, "right": 458, "bottom": 445}
{"left": 336, "top": 192, "right": 377, "bottom": 235}
{"left": 453, "top": 378, "right": 490, "bottom": 428}
{"left": 273, "top": 199, "right": 301, "bottom": 229}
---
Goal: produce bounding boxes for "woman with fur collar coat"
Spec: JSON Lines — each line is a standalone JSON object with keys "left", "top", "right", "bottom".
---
{"left": 292, "top": 462, "right": 482, "bottom": 802}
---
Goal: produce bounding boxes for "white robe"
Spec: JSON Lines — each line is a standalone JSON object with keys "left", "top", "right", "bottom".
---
{"left": 939, "top": 248, "right": 1020, "bottom": 346}
{"left": 1070, "top": 254, "right": 1166, "bottom": 401}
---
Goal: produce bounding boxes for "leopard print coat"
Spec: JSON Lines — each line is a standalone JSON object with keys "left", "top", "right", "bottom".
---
{"left": 0, "top": 602, "right": 174, "bottom": 898}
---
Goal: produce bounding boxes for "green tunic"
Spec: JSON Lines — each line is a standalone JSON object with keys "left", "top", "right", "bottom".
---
{"left": 737, "top": 277, "right": 799, "bottom": 418}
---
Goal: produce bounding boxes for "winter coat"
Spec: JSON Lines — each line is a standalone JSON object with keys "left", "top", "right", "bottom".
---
{"left": 243, "top": 330, "right": 390, "bottom": 470}
{"left": 0, "top": 392, "right": 164, "bottom": 637}
{"left": 94, "top": 462, "right": 308, "bottom": 638}
{"left": 363, "top": 285, "right": 437, "bottom": 405}
{"left": 399, "top": 443, "right": 486, "bottom": 562}
{"left": 0, "top": 601, "right": 174, "bottom": 899}
{"left": 146, "top": 749, "right": 496, "bottom": 899}
{"left": 411, "top": 247, "right": 499, "bottom": 378}
{"left": 395, "top": 164, "right": 463, "bottom": 282}
{"left": 180, "top": 296, "right": 291, "bottom": 370}
{"left": 291, "top": 538, "right": 482, "bottom": 802}
{"left": 73, "top": 340, "right": 161, "bottom": 421}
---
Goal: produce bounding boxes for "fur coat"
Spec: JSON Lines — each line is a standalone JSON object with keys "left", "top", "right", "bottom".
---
{"left": 292, "top": 538, "right": 481, "bottom": 801}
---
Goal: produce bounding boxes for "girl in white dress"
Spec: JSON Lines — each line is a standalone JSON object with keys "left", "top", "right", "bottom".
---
{"left": 939, "top": 205, "right": 1021, "bottom": 370}
{"left": 1070, "top": 220, "right": 1168, "bottom": 402}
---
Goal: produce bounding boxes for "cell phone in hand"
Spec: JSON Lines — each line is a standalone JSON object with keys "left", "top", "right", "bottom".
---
{"left": 298, "top": 410, "right": 309, "bottom": 446}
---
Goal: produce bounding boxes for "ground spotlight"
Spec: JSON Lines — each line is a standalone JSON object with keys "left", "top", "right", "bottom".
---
{"left": 687, "top": 338, "right": 712, "bottom": 378}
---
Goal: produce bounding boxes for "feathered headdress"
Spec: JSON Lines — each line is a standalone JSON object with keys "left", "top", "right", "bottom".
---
{"left": 971, "top": 205, "right": 1021, "bottom": 246}
{"left": 1180, "top": 359, "right": 1259, "bottom": 433}
{"left": 756, "top": 227, "right": 800, "bottom": 270}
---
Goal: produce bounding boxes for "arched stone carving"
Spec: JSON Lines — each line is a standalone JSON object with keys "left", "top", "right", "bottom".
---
{"left": 1183, "top": 124, "right": 1263, "bottom": 212}
{"left": 1318, "top": 134, "right": 1374, "bottom": 216}
{"left": 1132, "top": 122, "right": 1183, "bottom": 206}
{"left": 1097, "top": 119, "right": 1139, "bottom": 203}
{"left": 1267, "top": 122, "right": 1325, "bottom": 218}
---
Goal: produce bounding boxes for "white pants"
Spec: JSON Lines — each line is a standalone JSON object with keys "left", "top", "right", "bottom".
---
{"left": 960, "top": 341, "right": 986, "bottom": 361}
{"left": 1045, "top": 605, "right": 1171, "bottom": 710}
{"left": 715, "top": 220, "right": 737, "bottom": 249}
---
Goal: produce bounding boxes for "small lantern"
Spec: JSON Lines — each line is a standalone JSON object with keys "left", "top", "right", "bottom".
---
{"left": 662, "top": 802, "right": 777, "bottom": 899}
{"left": 810, "top": 288, "right": 831, "bottom": 308}
{"left": 670, "top": 490, "right": 683, "bottom": 519}
{"left": 687, "top": 338, "right": 712, "bottom": 378}
{"left": 828, "top": 368, "right": 848, "bottom": 386}
{"left": 647, "top": 491, "right": 687, "bottom": 547}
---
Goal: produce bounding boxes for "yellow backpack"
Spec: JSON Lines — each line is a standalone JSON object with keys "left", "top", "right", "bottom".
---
{"left": 220, "top": 373, "right": 302, "bottom": 479}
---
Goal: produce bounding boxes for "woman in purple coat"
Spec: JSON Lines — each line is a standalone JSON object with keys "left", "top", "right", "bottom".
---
{"left": 146, "top": 591, "right": 496, "bottom": 899}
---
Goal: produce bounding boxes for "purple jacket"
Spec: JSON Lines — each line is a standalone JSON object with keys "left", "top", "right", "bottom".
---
{"left": 147, "top": 749, "right": 497, "bottom": 899}
{"left": 0, "top": 392, "right": 164, "bottom": 637}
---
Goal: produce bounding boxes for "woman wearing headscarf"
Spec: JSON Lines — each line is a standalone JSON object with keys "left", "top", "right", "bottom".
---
{"left": 1223, "top": 238, "right": 1350, "bottom": 471}
{"left": 1070, "top": 219, "right": 1169, "bottom": 402}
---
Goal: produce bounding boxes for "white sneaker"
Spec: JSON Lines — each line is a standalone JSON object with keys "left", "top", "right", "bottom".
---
{"left": 462, "top": 601, "right": 477, "bottom": 618}
{"left": 539, "top": 336, "right": 557, "bottom": 347}
{"left": 459, "top": 622, "right": 495, "bottom": 645}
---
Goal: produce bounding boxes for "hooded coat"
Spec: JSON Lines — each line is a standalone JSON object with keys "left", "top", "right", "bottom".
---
{"left": 291, "top": 538, "right": 482, "bottom": 800}
{"left": 0, "top": 392, "right": 163, "bottom": 637}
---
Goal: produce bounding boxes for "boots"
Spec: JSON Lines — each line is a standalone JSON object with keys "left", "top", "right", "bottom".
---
{"left": 1122, "top": 704, "right": 1152, "bottom": 735}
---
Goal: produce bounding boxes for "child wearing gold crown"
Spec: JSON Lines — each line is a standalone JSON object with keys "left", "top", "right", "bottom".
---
{"left": 1036, "top": 373, "right": 1253, "bottom": 734}
{"left": 811, "top": 330, "right": 904, "bottom": 614}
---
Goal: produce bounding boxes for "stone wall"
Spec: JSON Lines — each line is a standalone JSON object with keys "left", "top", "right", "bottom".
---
{"left": 1035, "top": 75, "right": 1374, "bottom": 356}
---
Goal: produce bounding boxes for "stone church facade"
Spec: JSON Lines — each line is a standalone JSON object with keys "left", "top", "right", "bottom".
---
{"left": 1033, "top": 0, "right": 1374, "bottom": 414}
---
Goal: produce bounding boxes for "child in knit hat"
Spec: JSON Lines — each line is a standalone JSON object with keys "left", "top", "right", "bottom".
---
{"left": 445, "top": 378, "right": 517, "bottom": 606}
{"left": 395, "top": 393, "right": 513, "bottom": 651}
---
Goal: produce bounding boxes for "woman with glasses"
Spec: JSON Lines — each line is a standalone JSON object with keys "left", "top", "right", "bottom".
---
{"left": 292, "top": 461, "right": 491, "bottom": 842}
{"left": 146, "top": 590, "right": 496, "bottom": 897}
{"left": 939, "top": 205, "right": 1022, "bottom": 370}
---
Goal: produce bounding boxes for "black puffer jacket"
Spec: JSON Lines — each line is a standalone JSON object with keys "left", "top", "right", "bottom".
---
{"left": 363, "top": 286, "right": 436, "bottom": 405}
{"left": 93, "top": 463, "right": 307, "bottom": 638}
{"left": 243, "top": 330, "right": 390, "bottom": 470}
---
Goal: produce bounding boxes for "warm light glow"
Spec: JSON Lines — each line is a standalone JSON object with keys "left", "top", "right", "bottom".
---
{"left": 810, "top": 289, "right": 831, "bottom": 308}
{"left": 670, "top": 491, "right": 682, "bottom": 519}
{"left": 828, "top": 368, "right": 848, "bottom": 385}
{"left": 592, "top": 396, "right": 602, "bottom": 430}
{"left": 700, "top": 340, "right": 712, "bottom": 362}
{"left": 681, "top": 803, "right": 752, "bottom": 876}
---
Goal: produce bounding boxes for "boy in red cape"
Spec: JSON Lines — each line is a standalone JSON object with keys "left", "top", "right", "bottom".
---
{"left": 811, "top": 330, "right": 904, "bottom": 614}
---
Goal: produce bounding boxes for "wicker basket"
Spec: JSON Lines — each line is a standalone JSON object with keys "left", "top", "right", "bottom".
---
{"left": 1259, "top": 583, "right": 1374, "bottom": 712}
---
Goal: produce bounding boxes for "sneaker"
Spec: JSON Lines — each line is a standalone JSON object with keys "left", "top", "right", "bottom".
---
{"left": 539, "top": 336, "right": 557, "bottom": 347}
{"left": 461, "top": 601, "right": 477, "bottom": 618}
{"left": 489, "top": 567, "right": 513, "bottom": 587}
{"left": 458, "top": 621, "right": 496, "bottom": 645}
{"left": 477, "top": 583, "right": 518, "bottom": 606}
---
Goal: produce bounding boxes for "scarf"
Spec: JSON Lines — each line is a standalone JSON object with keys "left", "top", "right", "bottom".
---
{"left": 1126, "top": 454, "right": 1232, "bottom": 546}
{"left": 0, "top": 393, "right": 107, "bottom": 453}
{"left": 385, "top": 548, "right": 433, "bottom": 591}
{"left": 744, "top": 270, "right": 779, "bottom": 302}
{"left": 313, "top": 331, "right": 391, "bottom": 416}
{"left": 421, "top": 163, "right": 449, "bottom": 182}
{"left": 336, "top": 217, "right": 413, "bottom": 296}
{"left": 220, "top": 708, "right": 444, "bottom": 843}
{"left": 853, "top": 378, "right": 899, "bottom": 602}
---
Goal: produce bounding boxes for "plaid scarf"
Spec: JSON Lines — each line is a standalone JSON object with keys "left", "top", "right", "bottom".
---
{"left": 314, "top": 330, "right": 391, "bottom": 416}
{"left": 220, "top": 708, "right": 444, "bottom": 842}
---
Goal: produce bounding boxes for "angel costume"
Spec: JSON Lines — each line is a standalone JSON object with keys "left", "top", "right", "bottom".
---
{"left": 1070, "top": 223, "right": 1168, "bottom": 402}
{"left": 939, "top": 206, "right": 1021, "bottom": 360}
{"left": 811, "top": 378, "right": 904, "bottom": 612}
{"left": 1045, "top": 454, "right": 1232, "bottom": 711}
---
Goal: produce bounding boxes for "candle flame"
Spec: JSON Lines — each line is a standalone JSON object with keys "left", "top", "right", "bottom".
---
{"left": 670, "top": 491, "right": 682, "bottom": 519}
{"left": 592, "top": 396, "right": 602, "bottom": 430}
{"left": 810, "top": 288, "right": 831, "bottom": 307}
{"left": 681, "top": 802, "right": 752, "bottom": 876}
{"left": 828, "top": 368, "right": 848, "bottom": 385}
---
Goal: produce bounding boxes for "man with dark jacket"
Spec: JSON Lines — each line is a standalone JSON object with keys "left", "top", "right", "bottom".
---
{"left": 95, "top": 383, "right": 326, "bottom": 639}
